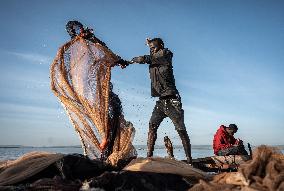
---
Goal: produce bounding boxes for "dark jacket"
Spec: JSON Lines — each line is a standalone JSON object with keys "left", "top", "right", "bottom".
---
{"left": 140, "top": 48, "right": 179, "bottom": 97}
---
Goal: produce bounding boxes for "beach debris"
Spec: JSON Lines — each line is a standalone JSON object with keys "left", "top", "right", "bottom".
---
{"left": 192, "top": 154, "right": 251, "bottom": 173}
{"left": 164, "top": 136, "right": 174, "bottom": 158}
{"left": 248, "top": 142, "right": 253, "bottom": 157}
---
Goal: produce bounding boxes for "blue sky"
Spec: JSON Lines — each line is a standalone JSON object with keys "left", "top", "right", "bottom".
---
{"left": 0, "top": 0, "right": 283, "bottom": 146}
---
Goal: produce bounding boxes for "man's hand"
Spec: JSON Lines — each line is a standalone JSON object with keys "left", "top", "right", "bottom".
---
{"left": 131, "top": 56, "right": 145, "bottom": 63}
{"left": 235, "top": 138, "right": 243, "bottom": 146}
{"left": 113, "top": 59, "right": 130, "bottom": 69}
{"left": 79, "top": 28, "right": 94, "bottom": 38}
{"left": 119, "top": 63, "right": 128, "bottom": 69}
{"left": 146, "top": 38, "right": 151, "bottom": 46}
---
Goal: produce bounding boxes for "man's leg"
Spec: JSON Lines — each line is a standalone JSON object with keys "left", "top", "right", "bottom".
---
{"left": 166, "top": 99, "right": 192, "bottom": 164}
{"left": 237, "top": 144, "right": 248, "bottom": 155}
{"left": 217, "top": 146, "right": 240, "bottom": 156}
{"left": 217, "top": 144, "right": 248, "bottom": 156}
{"left": 147, "top": 100, "right": 166, "bottom": 157}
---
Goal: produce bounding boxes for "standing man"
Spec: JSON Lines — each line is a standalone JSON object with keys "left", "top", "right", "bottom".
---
{"left": 129, "top": 38, "right": 192, "bottom": 163}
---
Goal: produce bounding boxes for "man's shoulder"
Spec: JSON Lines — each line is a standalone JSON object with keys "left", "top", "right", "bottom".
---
{"left": 215, "top": 127, "right": 227, "bottom": 137}
{"left": 163, "top": 48, "right": 173, "bottom": 56}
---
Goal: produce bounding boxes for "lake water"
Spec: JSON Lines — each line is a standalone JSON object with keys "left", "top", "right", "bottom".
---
{"left": 0, "top": 145, "right": 283, "bottom": 161}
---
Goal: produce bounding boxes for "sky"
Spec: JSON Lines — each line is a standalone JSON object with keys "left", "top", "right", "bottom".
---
{"left": 0, "top": 0, "right": 283, "bottom": 147}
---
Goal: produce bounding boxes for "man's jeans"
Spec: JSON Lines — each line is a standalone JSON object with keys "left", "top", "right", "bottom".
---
{"left": 149, "top": 98, "right": 186, "bottom": 131}
{"left": 217, "top": 145, "right": 248, "bottom": 156}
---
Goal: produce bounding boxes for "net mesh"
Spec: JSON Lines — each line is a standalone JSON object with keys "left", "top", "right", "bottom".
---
{"left": 50, "top": 36, "right": 136, "bottom": 164}
{"left": 0, "top": 152, "right": 64, "bottom": 186}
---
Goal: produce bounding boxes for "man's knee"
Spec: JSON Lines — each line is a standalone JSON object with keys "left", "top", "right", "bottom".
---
{"left": 168, "top": 109, "right": 186, "bottom": 131}
{"left": 149, "top": 122, "right": 159, "bottom": 132}
{"left": 173, "top": 120, "right": 186, "bottom": 131}
{"left": 175, "top": 125, "right": 186, "bottom": 131}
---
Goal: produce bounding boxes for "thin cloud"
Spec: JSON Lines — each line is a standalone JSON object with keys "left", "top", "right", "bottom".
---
{"left": 0, "top": 101, "right": 63, "bottom": 118}
{"left": 7, "top": 51, "right": 52, "bottom": 65}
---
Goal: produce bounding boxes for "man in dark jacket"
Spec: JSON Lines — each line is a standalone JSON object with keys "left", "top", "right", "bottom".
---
{"left": 213, "top": 124, "right": 248, "bottom": 156}
{"left": 130, "top": 38, "right": 192, "bottom": 163}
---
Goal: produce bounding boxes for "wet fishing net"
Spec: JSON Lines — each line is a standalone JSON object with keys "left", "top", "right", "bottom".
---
{"left": 50, "top": 36, "right": 136, "bottom": 165}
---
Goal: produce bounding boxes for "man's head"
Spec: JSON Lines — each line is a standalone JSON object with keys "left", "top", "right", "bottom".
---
{"left": 225, "top": 124, "right": 238, "bottom": 135}
{"left": 66, "top": 20, "right": 84, "bottom": 39}
{"left": 147, "top": 38, "right": 164, "bottom": 54}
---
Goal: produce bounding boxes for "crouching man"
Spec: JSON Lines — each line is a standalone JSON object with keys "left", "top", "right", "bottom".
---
{"left": 213, "top": 124, "right": 248, "bottom": 156}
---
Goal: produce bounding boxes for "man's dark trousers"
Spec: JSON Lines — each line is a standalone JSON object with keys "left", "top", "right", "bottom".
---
{"left": 147, "top": 97, "right": 192, "bottom": 163}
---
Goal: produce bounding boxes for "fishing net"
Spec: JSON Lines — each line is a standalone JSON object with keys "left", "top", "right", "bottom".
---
{"left": 50, "top": 36, "right": 136, "bottom": 165}
{"left": 0, "top": 152, "right": 64, "bottom": 186}
{"left": 189, "top": 146, "right": 284, "bottom": 191}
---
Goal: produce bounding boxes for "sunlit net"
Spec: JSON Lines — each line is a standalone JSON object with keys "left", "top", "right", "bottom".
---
{"left": 50, "top": 36, "right": 136, "bottom": 164}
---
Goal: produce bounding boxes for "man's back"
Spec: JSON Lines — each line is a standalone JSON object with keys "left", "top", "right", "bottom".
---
{"left": 213, "top": 125, "right": 237, "bottom": 155}
{"left": 144, "top": 48, "right": 178, "bottom": 97}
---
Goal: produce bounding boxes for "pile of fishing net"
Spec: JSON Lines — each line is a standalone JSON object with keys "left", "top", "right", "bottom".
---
{"left": 0, "top": 153, "right": 209, "bottom": 190}
{"left": 189, "top": 145, "right": 284, "bottom": 191}
{"left": 0, "top": 146, "right": 283, "bottom": 190}
{"left": 0, "top": 151, "right": 114, "bottom": 188}
{"left": 0, "top": 152, "right": 64, "bottom": 186}
{"left": 50, "top": 36, "right": 137, "bottom": 166}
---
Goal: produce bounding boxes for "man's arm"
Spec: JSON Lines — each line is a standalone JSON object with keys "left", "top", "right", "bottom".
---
{"left": 131, "top": 55, "right": 151, "bottom": 64}
{"left": 131, "top": 49, "right": 173, "bottom": 65}
{"left": 80, "top": 28, "right": 130, "bottom": 68}
{"left": 234, "top": 138, "right": 243, "bottom": 146}
{"left": 217, "top": 135, "right": 234, "bottom": 150}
